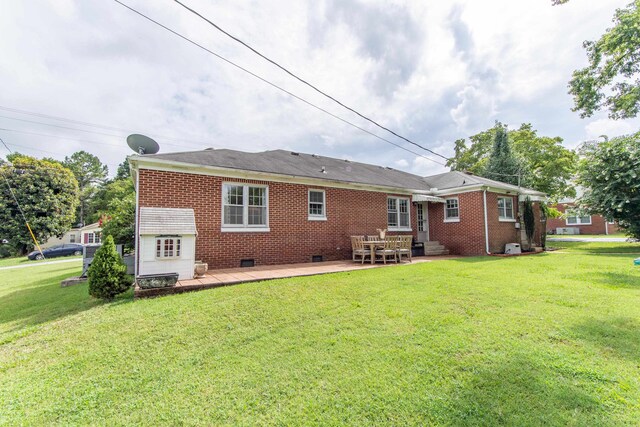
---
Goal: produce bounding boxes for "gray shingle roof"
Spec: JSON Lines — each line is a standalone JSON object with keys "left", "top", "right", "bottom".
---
{"left": 139, "top": 207, "right": 197, "bottom": 235}
{"left": 140, "top": 149, "right": 431, "bottom": 191}
{"left": 135, "top": 148, "right": 545, "bottom": 196}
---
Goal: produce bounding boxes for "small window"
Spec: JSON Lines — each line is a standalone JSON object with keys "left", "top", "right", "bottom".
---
{"left": 498, "top": 197, "right": 514, "bottom": 220}
{"left": 444, "top": 198, "right": 459, "bottom": 222}
{"left": 86, "top": 233, "right": 95, "bottom": 244}
{"left": 387, "top": 197, "right": 411, "bottom": 230}
{"left": 69, "top": 234, "right": 76, "bottom": 243}
{"left": 155, "top": 237, "right": 182, "bottom": 258}
{"left": 308, "top": 189, "right": 326, "bottom": 220}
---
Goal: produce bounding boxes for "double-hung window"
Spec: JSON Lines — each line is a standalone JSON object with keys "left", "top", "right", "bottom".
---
{"left": 444, "top": 198, "right": 459, "bottom": 222}
{"left": 308, "top": 189, "right": 326, "bottom": 220}
{"left": 497, "top": 197, "right": 514, "bottom": 221}
{"left": 155, "top": 237, "right": 181, "bottom": 258}
{"left": 387, "top": 197, "right": 410, "bottom": 230}
{"left": 222, "top": 184, "right": 269, "bottom": 231}
{"left": 566, "top": 211, "right": 591, "bottom": 225}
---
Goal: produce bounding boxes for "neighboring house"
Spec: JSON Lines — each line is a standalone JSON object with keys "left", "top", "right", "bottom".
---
{"left": 129, "top": 149, "right": 546, "bottom": 278}
{"left": 41, "top": 222, "right": 102, "bottom": 249}
{"left": 546, "top": 201, "right": 619, "bottom": 235}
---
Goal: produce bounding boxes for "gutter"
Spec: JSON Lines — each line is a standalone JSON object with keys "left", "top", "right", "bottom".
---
{"left": 483, "top": 188, "right": 491, "bottom": 255}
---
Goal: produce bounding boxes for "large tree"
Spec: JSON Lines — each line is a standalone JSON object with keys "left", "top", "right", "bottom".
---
{"left": 565, "top": 0, "right": 640, "bottom": 119}
{"left": 577, "top": 132, "right": 640, "bottom": 239}
{"left": 0, "top": 153, "right": 79, "bottom": 254}
{"left": 448, "top": 123, "right": 577, "bottom": 199}
{"left": 63, "top": 151, "right": 108, "bottom": 225}
{"left": 94, "top": 178, "right": 136, "bottom": 251}
{"left": 484, "top": 124, "right": 523, "bottom": 186}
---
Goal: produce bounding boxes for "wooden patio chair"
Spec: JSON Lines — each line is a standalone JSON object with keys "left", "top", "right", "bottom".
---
{"left": 351, "top": 236, "right": 370, "bottom": 264}
{"left": 397, "top": 235, "right": 412, "bottom": 262}
{"left": 366, "top": 235, "right": 379, "bottom": 241}
{"left": 375, "top": 237, "right": 398, "bottom": 264}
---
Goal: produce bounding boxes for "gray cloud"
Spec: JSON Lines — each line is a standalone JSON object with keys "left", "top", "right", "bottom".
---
{"left": 311, "top": 0, "right": 425, "bottom": 98}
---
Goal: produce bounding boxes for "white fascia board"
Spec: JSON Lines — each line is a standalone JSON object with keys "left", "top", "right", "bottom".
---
{"left": 130, "top": 157, "right": 427, "bottom": 195}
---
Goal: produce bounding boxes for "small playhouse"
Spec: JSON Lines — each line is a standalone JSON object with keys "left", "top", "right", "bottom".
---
{"left": 137, "top": 207, "right": 197, "bottom": 280}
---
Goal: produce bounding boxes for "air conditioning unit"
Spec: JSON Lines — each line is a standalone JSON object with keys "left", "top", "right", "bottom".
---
{"left": 505, "top": 243, "right": 521, "bottom": 254}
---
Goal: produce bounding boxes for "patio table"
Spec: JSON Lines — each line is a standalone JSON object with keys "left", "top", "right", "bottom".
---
{"left": 362, "top": 240, "right": 385, "bottom": 264}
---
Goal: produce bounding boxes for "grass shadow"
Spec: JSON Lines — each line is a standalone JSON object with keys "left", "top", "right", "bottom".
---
{"left": 596, "top": 272, "right": 640, "bottom": 288}
{"left": 571, "top": 317, "right": 640, "bottom": 363}
{"left": 0, "top": 269, "right": 133, "bottom": 343}
{"left": 443, "top": 351, "right": 612, "bottom": 426}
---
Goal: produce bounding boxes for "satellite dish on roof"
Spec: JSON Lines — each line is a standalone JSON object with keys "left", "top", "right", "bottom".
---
{"left": 127, "top": 134, "right": 159, "bottom": 155}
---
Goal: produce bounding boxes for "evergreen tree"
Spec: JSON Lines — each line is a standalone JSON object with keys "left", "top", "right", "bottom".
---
{"left": 484, "top": 123, "right": 522, "bottom": 186}
{"left": 88, "top": 235, "right": 130, "bottom": 300}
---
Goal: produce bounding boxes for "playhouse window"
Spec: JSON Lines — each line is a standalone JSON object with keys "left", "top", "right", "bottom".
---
{"left": 155, "top": 237, "right": 181, "bottom": 258}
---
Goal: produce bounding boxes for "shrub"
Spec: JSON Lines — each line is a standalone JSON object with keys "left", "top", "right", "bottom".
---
{"left": 88, "top": 235, "right": 131, "bottom": 300}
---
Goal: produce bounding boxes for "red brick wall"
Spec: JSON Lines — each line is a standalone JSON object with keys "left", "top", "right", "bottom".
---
{"left": 428, "top": 191, "right": 533, "bottom": 255}
{"left": 138, "top": 169, "right": 416, "bottom": 269}
{"left": 428, "top": 192, "right": 486, "bottom": 256}
{"left": 546, "top": 203, "right": 610, "bottom": 234}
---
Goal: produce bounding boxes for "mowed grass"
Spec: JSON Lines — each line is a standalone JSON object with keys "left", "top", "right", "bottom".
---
{"left": 551, "top": 240, "right": 640, "bottom": 254}
{"left": 1, "top": 249, "right": 639, "bottom": 425}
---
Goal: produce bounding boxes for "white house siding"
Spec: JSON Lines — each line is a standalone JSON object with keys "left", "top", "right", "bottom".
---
{"left": 139, "top": 235, "right": 195, "bottom": 280}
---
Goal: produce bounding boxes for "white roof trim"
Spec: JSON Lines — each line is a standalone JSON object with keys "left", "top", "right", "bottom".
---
{"left": 131, "top": 157, "right": 426, "bottom": 195}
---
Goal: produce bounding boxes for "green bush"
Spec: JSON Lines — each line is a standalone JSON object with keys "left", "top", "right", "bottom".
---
{"left": 88, "top": 235, "right": 131, "bottom": 300}
{"left": 0, "top": 244, "right": 13, "bottom": 259}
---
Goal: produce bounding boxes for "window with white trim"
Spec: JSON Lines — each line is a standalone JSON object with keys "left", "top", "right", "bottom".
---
{"left": 155, "top": 237, "right": 181, "bottom": 258}
{"left": 387, "top": 197, "right": 410, "bottom": 229}
{"left": 444, "top": 198, "right": 459, "bottom": 221}
{"left": 222, "top": 184, "right": 268, "bottom": 229}
{"left": 566, "top": 211, "right": 591, "bottom": 225}
{"left": 308, "top": 189, "right": 326, "bottom": 220}
{"left": 497, "top": 197, "right": 514, "bottom": 220}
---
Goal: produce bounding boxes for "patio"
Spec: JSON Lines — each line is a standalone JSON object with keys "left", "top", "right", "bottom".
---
{"left": 134, "top": 254, "right": 459, "bottom": 298}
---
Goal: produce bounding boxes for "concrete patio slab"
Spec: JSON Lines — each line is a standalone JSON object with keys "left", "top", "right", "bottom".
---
{"left": 134, "top": 255, "right": 459, "bottom": 298}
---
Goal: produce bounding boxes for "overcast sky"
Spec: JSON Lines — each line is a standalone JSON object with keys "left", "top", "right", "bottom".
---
{"left": 1, "top": 0, "right": 639, "bottom": 177}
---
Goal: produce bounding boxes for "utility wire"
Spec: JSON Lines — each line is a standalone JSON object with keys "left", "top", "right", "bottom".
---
{"left": 0, "top": 116, "right": 204, "bottom": 149}
{"left": 172, "top": 0, "right": 450, "bottom": 162}
{"left": 0, "top": 105, "right": 211, "bottom": 147}
{"left": 0, "top": 137, "right": 45, "bottom": 258}
{"left": 111, "top": 0, "right": 446, "bottom": 166}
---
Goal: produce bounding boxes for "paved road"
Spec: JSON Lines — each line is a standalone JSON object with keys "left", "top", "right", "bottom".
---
{"left": 0, "top": 257, "right": 82, "bottom": 271}
{"left": 547, "top": 237, "right": 628, "bottom": 242}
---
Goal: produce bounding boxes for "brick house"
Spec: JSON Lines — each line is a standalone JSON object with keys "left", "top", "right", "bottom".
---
{"left": 546, "top": 201, "right": 619, "bottom": 235}
{"left": 129, "top": 149, "right": 545, "bottom": 278}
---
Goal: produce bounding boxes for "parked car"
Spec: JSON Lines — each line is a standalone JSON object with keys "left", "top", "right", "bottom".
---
{"left": 27, "top": 243, "right": 84, "bottom": 260}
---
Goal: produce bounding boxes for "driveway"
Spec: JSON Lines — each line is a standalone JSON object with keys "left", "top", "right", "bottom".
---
{"left": 0, "top": 257, "right": 82, "bottom": 271}
{"left": 547, "top": 237, "right": 627, "bottom": 242}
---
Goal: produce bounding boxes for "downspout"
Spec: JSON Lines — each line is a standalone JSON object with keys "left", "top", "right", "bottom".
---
{"left": 483, "top": 188, "right": 490, "bottom": 255}
{"left": 134, "top": 167, "right": 140, "bottom": 278}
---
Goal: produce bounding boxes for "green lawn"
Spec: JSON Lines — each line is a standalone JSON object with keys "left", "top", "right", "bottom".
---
{"left": 1, "top": 247, "right": 639, "bottom": 425}
{"left": 550, "top": 240, "right": 640, "bottom": 254}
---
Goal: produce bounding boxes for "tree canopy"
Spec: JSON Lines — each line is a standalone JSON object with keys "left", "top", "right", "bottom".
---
{"left": 93, "top": 178, "right": 136, "bottom": 251}
{"left": 577, "top": 132, "right": 640, "bottom": 239}
{"left": 447, "top": 123, "right": 577, "bottom": 200}
{"left": 567, "top": 0, "right": 640, "bottom": 119}
{"left": 63, "top": 151, "right": 108, "bottom": 225}
{"left": 484, "top": 124, "right": 522, "bottom": 186}
{"left": 0, "top": 153, "right": 79, "bottom": 254}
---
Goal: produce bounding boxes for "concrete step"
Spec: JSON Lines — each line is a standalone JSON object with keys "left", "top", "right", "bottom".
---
{"left": 424, "top": 240, "right": 442, "bottom": 247}
{"left": 424, "top": 249, "right": 450, "bottom": 256}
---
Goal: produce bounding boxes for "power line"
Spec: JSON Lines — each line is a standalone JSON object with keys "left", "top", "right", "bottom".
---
{"left": 0, "top": 105, "right": 212, "bottom": 147}
{"left": 111, "top": 0, "right": 446, "bottom": 166}
{"left": 0, "top": 116, "right": 204, "bottom": 149}
{"left": 171, "top": 0, "right": 450, "bottom": 162}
